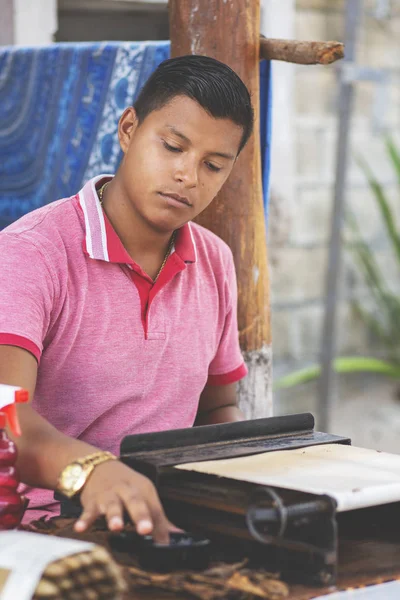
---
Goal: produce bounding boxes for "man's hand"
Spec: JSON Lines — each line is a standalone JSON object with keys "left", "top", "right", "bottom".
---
{"left": 76, "top": 460, "right": 174, "bottom": 542}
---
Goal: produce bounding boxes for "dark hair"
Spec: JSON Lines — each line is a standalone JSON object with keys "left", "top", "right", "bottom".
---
{"left": 134, "top": 55, "right": 254, "bottom": 154}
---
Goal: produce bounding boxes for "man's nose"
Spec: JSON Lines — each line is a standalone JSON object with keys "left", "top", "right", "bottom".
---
{"left": 174, "top": 157, "right": 198, "bottom": 188}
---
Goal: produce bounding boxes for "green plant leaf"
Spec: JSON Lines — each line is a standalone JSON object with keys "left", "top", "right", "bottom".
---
{"left": 357, "top": 154, "right": 400, "bottom": 267}
{"left": 346, "top": 211, "right": 385, "bottom": 295}
{"left": 346, "top": 202, "right": 400, "bottom": 345}
{"left": 386, "top": 137, "right": 400, "bottom": 192}
{"left": 274, "top": 357, "right": 400, "bottom": 390}
{"left": 352, "top": 301, "right": 400, "bottom": 363}
{"left": 346, "top": 217, "right": 395, "bottom": 332}
{"left": 335, "top": 140, "right": 400, "bottom": 375}
{"left": 353, "top": 301, "right": 389, "bottom": 342}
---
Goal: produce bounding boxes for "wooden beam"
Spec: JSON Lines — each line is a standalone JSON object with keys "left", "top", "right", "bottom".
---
{"left": 169, "top": 0, "right": 272, "bottom": 417}
{"left": 260, "top": 37, "right": 344, "bottom": 64}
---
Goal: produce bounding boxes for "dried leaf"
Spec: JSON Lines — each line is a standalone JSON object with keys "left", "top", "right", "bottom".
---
{"left": 204, "top": 560, "right": 248, "bottom": 577}
{"left": 127, "top": 565, "right": 173, "bottom": 583}
{"left": 242, "top": 569, "right": 281, "bottom": 581}
{"left": 226, "top": 573, "right": 271, "bottom": 597}
{"left": 127, "top": 561, "right": 288, "bottom": 600}
{"left": 181, "top": 581, "right": 225, "bottom": 600}
{"left": 257, "top": 579, "right": 289, "bottom": 599}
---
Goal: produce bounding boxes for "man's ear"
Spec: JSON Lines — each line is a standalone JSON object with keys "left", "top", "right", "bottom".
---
{"left": 118, "top": 107, "right": 139, "bottom": 154}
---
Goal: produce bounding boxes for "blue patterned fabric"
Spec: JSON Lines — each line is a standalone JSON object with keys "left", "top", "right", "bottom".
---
{"left": 0, "top": 42, "right": 272, "bottom": 228}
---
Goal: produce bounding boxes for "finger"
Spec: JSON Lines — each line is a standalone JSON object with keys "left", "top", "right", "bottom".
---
{"left": 102, "top": 498, "right": 125, "bottom": 531}
{"left": 75, "top": 503, "right": 99, "bottom": 532}
{"left": 142, "top": 484, "right": 171, "bottom": 543}
{"left": 118, "top": 486, "right": 154, "bottom": 536}
{"left": 150, "top": 506, "right": 171, "bottom": 544}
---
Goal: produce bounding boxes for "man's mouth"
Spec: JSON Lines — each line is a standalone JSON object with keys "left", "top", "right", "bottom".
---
{"left": 159, "top": 192, "right": 192, "bottom": 207}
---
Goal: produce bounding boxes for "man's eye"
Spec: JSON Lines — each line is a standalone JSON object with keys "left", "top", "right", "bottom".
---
{"left": 163, "top": 140, "right": 182, "bottom": 153}
{"left": 206, "top": 162, "right": 222, "bottom": 173}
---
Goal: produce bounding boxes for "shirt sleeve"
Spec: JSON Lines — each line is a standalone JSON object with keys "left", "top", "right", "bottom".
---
{"left": 207, "top": 251, "right": 248, "bottom": 386}
{"left": 0, "top": 233, "right": 57, "bottom": 362}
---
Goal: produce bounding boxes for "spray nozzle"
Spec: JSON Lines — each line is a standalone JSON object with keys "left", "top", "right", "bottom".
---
{"left": 0, "top": 385, "right": 29, "bottom": 437}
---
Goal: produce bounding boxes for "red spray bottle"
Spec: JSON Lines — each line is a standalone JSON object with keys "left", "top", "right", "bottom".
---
{"left": 0, "top": 384, "right": 29, "bottom": 529}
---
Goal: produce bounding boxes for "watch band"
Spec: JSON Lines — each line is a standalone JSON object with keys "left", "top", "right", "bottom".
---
{"left": 75, "top": 450, "right": 116, "bottom": 469}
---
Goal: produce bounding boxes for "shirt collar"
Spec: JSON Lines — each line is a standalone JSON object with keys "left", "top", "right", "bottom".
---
{"left": 78, "top": 175, "right": 197, "bottom": 265}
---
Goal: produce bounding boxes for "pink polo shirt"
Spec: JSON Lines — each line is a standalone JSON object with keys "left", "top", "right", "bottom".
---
{"left": 0, "top": 175, "right": 247, "bottom": 519}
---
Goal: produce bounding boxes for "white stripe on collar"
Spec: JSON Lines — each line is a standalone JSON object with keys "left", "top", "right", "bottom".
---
{"left": 79, "top": 174, "right": 113, "bottom": 262}
{"left": 90, "top": 177, "right": 109, "bottom": 262}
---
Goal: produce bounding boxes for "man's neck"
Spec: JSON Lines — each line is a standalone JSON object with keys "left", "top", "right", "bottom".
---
{"left": 99, "top": 178, "right": 174, "bottom": 279}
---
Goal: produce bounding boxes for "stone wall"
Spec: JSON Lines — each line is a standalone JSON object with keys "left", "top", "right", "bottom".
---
{"left": 272, "top": 0, "right": 400, "bottom": 411}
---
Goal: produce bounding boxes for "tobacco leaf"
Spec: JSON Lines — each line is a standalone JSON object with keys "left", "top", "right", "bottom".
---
{"left": 227, "top": 572, "right": 289, "bottom": 599}
{"left": 202, "top": 560, "right": 248, "bottom": 577}
{"left": 240, "top": 571, "right": 289, "bottom": 598}
{"left": 226, "top": 573, "right": 274, "bottom": 598}
{"left": 127, "top": 563, "right": 289, "bottom": 600}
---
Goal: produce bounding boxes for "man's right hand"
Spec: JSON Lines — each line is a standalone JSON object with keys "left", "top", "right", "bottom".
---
{"left": 76, "top": 460, "right": 174, "bottom": 543}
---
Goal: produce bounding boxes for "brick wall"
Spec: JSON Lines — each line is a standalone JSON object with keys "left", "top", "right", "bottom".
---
{"left": 271, "top": 0, "right": 400, "bottom": 396}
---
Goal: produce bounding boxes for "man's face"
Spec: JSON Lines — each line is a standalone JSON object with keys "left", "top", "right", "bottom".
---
{"left": 118, "top": 95, "right": 244, "bottom": 233}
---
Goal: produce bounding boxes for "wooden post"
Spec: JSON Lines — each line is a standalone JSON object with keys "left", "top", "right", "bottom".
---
{"left": 169, "top": 0, "right": 272, "bottom": 418}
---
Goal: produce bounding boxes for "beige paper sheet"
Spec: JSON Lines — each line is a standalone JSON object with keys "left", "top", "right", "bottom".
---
{"left": 176, "top": 443, "right": 400, "bottom": 512}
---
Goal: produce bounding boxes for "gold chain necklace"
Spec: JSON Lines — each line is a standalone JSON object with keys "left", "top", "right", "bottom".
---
{"left": 98, "top": 182, "right": 108, "bottom": 205}
{"left": 154, "top": 230, "right": 176, "bottom": 282}
{"left": 97, "top": 182, "right": 175, "bottom": 283}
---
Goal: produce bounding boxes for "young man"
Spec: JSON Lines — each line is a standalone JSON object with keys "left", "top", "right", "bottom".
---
{"left": 0, "top": 55, "right": 254, "bottom": 542}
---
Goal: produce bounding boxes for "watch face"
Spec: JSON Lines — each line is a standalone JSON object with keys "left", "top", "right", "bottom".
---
{"left": 62, "top": 463, "right": 86, "bottom": 492}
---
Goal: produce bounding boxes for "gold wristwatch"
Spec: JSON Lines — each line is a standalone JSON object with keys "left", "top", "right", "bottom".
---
{"left": 56, "top": 451, "right": 117, "bottom": 498}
